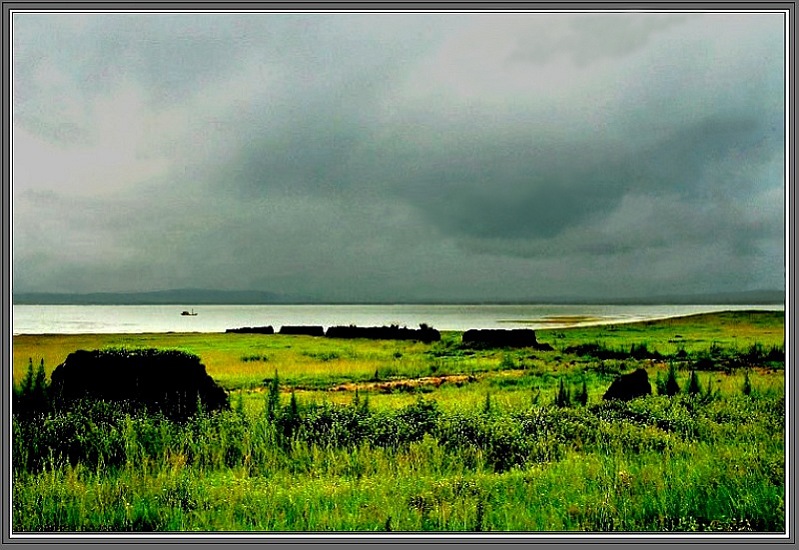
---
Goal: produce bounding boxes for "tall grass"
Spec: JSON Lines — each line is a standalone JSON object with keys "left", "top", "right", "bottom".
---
{"left": 13, "top": 385, "right": 784, "bottom": 532}
{"left": 11, "top": 311, "right": 785, "bottom": 532}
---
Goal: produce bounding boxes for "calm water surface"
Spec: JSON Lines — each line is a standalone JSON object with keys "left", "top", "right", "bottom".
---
{"left": 12, "top": 304, "right": 784, "bottom": 335}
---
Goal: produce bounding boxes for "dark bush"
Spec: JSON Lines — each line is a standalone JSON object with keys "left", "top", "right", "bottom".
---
{"left": 279, "top": 326, "right": 325, "bottom": 336}
{"left": 603, "top": 369, "right": 651, "bottom": 402}
{"left": 226, "top": 326, "right": 274, "bottom": 334}
{"left": 325, "top": 324, "right": 441, "bottom": 343}
{"left": 462, "top": 329, "right": 546, "bottom": 349}
{"left": 48, "top": 348, "right": 229, "bottom": 421}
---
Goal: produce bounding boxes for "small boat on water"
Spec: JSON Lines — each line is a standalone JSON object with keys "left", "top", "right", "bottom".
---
{"left": 181, "top": 309, "right": 198, "bottom": 316}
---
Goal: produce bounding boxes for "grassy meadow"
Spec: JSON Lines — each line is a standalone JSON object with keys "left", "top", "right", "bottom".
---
{"left": 11, "top": 310, "right": 786, "bottom": 532}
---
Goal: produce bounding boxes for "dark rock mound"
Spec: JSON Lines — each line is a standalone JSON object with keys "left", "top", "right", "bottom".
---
{"left": 226, "top": 326, "right": 275, "bottom": 334}
{"left": 602, "top": 368, "right": 652, "bottom": 401}
{"left": 462, "top": 329, "right": 549, "bottom": 349}
{"left": 325, "top": 324, "right": 441, "bottom": 343}
{"left": 49, "top": 348, "right": 229, "bottom": 420}
{"left": 279, "top": 325, "right": 325, "bottom": 336}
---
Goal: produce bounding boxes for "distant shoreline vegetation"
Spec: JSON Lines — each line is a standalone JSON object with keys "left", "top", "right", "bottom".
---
{"left": 11, "top": 288, "right": 787, "bottom": 306}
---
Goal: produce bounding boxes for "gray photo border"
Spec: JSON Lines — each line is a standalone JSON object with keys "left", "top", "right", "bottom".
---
{"left": 1, "top": 1, "right": 794, "bottom": 547}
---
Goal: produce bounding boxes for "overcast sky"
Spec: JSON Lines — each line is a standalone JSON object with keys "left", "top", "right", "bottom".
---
{"left": 11, "top": 10, "right": 786, "bottom": 302}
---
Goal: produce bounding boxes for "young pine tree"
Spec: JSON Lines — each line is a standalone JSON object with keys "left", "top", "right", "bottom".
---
{"left": 31, "top": 359, "right": 48, "bottom": 413}
{"left": 665, "top": 361, "right": 681, "bottom": 397}
{"left": 277, "top": 390, "right": 302, "bottom": 440}
{"left": 702, "top": 375, "right": 718, "bottom": 403}
{"left": 575, "top": 378, "right": 588, "bottom": 406}
{"left": 555, "top": 378, "right": 571, "bottom": 408}
{"left": 15, "top": 358, "right": 50, "bottom": 417}
{"left": 742, "top": 369, "right": 753, "bottom": 396}
{"left": 482, "top": 392, "right": 492, "bottom": 415}
{"left": 20, "top": 358, "right": 34, "bottom": 397}
{"left": 686, "top": 370, "right": 702, "bottom": 396}
{"left": 265, "top": 371, "right": 280, "bottom": 421}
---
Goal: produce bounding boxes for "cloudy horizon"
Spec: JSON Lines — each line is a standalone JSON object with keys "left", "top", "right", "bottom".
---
{"left": 11, "top": 10, "right": 787, "bottom": 303}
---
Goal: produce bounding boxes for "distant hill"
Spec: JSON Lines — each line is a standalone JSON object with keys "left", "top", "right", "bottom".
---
{"left": 544, "top": 289, "right": 786, "bottom": 306}
{"left": 12, "top": 288, "right": 785, "bottom": 306}
{"left": 12, "top": 288, "right": 302, "bottom": 305}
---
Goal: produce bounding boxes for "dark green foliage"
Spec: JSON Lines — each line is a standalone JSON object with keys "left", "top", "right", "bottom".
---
{"left": 686, "top": 371, "right": 703, "bottom": 396}
{"left": 48, "top": 348, "right": 228, "bottom": 421}
{"left": 461, "top": 329, "right": 540, "bottom": 349}
{"left": 575, "top": 379, "right": 588, "bottom": 406}
{"left": 655, "top": 371, "right": 667, "bottom": 396}
{"left": 14, "top": 358, "right": 50, "bottom": 420}
{"left": 742, "top": 370, "right": 753, "bottom": 396}
{"left": 278, "top": 391, "right": 301, "bottom": 438}
{"left": 298, "top": 403, "right": 368, "bottom": 448}
{"left": 395, "top": 398, "right": 441, "bottom": 441}
{"left": 12, "top": 386, "right": 785, "bottom": 518}
{"left": 14, "top": 400, "right": 132, "bottom": 471}
{"left": 326, "top": 324, "right": 440, "bottom": 343}
{"left": 265, "top": 371, "right": 280, "bottom": 421}
{"left": 602, "top": 369, "right": 651, "bottom": 402}
{"left": 664, "top": 361, "right": 681, "bottom": 397}
{"left": 436, "top": 413, "right": 533, "bottom": 472}
{"left": 500, "top": 354, "right": 516, "bottom": 369}
{"left": 297, "top": 397, "right": 442, "bottom": 450}
{"left": 22, "top": 358, "right": 35, "bottom": 395}
{"left": 241, "top": 354, "right": 269, "bottom": 363}
{"left": 564, "top": 342, "right": 661, "bottom": 361}
{"left": 689, "top": 341, "right": 785, "bottom": 373}
{"left": 629, "top": 342, "right": 658, "bottom": 360}
{"left": 701, "top": 376, "right": 720, "bottom": 404}
{"left": 555, "top": 378, "right": 571, "bottom": 408}
{"left": 482, "top": 392, "right": 492, "bottom": 415}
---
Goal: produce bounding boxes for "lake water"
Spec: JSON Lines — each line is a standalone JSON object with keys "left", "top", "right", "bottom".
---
{"left": 11, "top": 304, "right": 784, "bottom": 335}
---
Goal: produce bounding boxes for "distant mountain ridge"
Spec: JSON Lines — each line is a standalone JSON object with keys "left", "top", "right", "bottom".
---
{"left": 553, "top": 289, "right": 785, "bottom": 306}
{"left": 12, "top": 288, "right": 300, "bottom": 305}
{"left": 12, "top": 288, "right": 785, "bottom": 305}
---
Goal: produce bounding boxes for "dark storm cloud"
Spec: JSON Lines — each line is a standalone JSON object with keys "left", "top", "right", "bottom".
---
{"left": 356, "top": 12, "right": 784, "bottom": 257}
{"left": 11, "top": 11, "right": 786, "bottom": 300}
{"left": 365, "top": 107, "right": 779, "bottom": 244}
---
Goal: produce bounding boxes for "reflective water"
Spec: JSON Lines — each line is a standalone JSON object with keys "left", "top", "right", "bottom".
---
{"left": 12, "top": 303, "right": 784, "bottom": 335}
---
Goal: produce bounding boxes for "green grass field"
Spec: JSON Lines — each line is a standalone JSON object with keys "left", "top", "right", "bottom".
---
{"left": 11, "top": 310, "right": 786, "bottom": 532}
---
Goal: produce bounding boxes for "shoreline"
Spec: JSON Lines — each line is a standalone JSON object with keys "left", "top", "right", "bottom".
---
{"left": 11, "top": 308, "right": 785, "bottom": 338}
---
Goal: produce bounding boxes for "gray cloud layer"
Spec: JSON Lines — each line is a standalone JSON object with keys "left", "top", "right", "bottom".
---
{"left": 12, "top": 12, "right": 786, "bottom": 301}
